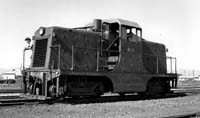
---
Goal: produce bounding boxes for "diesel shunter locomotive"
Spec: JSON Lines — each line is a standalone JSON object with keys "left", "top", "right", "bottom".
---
{"left": 22, "top": 18, "right": 178, "bottom": 99}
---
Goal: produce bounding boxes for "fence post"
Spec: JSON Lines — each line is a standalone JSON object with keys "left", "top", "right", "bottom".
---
{"left": 175, "top": 57, "right": 177, "bottom": 74}
{"left": 170, "top": 57, "right": 173, "bottom": 73}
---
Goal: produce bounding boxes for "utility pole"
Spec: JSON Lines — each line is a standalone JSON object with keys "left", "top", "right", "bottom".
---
{"left": 193, "top": 69, "right": 195, "bottom": 80}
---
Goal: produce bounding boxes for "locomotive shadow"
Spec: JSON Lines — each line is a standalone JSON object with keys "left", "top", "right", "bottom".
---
{"left": 53, "top": 93, "right": 187, "bottom": 105}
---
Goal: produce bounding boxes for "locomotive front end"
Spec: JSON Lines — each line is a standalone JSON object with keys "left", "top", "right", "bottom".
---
{"left": 23, "top": 27, "right": 61, "bottom": 99}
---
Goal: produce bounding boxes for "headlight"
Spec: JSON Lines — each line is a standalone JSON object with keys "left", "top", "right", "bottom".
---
{"left": 39, "top": 27, "right": 45, "bottom": 36}
{"left": 56, "top": 71, "right": 60, "bottom": 76}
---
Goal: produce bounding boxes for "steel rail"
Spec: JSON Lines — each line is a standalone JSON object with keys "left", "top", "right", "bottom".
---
{"left": 0, "top": 89, "right": 23, "bottom": 93}
{"left": 0, "top": 87, "right": 200, "bottom": 107}
{"left": 162, "top": 112, "right": 200, "bottom": 118}
{"left": 0, "top": 99, "right": 48, "bottom": 106}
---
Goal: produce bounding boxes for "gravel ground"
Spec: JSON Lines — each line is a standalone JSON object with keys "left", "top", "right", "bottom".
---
{"left": 0, "top": 95, "right": 200, "bottom": 118}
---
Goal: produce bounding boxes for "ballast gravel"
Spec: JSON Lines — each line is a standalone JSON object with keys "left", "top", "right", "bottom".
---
{"left": 0, "top": 94, "right": 200, "bottom": 118}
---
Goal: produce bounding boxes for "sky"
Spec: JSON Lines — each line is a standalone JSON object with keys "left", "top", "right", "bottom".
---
{"left": 0, "top": 0, "right": 200, "bottom": 71}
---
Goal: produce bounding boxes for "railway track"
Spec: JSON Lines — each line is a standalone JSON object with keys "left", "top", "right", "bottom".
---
{"left": 0, "top": 86, "right": 199, "bottom": 106}
{"left": 163, "top": 112, "right": 200, "bottom": 118}
{"left": 0, "top": 98, "right": 50, "bottom": 106}
{"left": 0, "top": 92, "right": 186, "bottom": 106}
{"left": 0, "top": 89, "right": 22, "bottom": 93}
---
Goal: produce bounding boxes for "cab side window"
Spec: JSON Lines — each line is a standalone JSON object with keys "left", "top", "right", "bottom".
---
{"left": 122, "top": 26, "right": 138, "bottom": 42}
{"left": 127, "top": 28, "right": 137, "bottom": 42}
{"left": 102, "top": 24, "right": 110, "bottom": 40}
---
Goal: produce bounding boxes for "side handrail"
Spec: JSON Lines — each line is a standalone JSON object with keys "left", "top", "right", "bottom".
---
{"left": 106, "top": 35, "right": 119, "bottom": 50}
{"left": 22, "top": 47, "right": 32, "bottom": 70}
{"left": 143, "top": 54, "right": 177, "bottom": 74}
{"left": 167, "top": 56, "right": 177, "bottom": 74}
{"left": 71, "top": 46, "right": 120, "bottom": 71}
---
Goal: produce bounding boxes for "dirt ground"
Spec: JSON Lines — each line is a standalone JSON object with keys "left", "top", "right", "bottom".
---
{"left": 0, "top": 94, "right": 200, "bottom": 118}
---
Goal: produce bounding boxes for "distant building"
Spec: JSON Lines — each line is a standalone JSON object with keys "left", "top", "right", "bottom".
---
{"left": 0, "top": 68, "right": 22, "bottom": 83}
{"left": 11, "top": 68, "right": 22, "bottom": 77}
{"left": 1, "top": 72, "right": 16, "bottom": 80}
{"left": 195, "top": 75, "right": 200, "bottom": 81}
{"left": 179, "top": 75, "right": 200, "bottom": 81}
{"left": 179, "top": 76, "right": 194, "bottom": 81}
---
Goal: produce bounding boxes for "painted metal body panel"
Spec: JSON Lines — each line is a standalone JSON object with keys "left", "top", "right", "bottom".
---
{"left": 25, "top": 19, "right": 177, "bottom": 99}
{"left": 30, "top": 26, "right": 172, "bottom": 93}
{"left": 52, "top": 27, "right": 100, "bottom": 71}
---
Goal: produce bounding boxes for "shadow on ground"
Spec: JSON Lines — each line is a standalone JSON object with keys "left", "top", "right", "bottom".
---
{"left": 46, "top": 93, "right": 187, "bottom": 105}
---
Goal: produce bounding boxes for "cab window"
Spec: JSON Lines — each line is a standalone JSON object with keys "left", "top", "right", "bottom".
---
{"left": 102, "top": 23, "right": 110, "bottom": 40}
{"left": 121, "top": 26, "right": 142, "bottom": 42}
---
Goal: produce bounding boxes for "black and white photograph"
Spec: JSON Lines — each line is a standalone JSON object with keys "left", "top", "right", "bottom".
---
{"left": 0, "top": 0, "right": 200, "bottom": 117}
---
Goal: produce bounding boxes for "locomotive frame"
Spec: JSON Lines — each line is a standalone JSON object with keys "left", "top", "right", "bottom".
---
{"left": 22, "top": 18, "right": 178, "bottom": 99}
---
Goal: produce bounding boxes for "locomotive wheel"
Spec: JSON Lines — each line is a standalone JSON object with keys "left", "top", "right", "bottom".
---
{"left": 119, "top": 93, "right": 125, "bottom": 97}
{"left": 147, "top": 80, "right": 164, "bottom": 93}
{"left": 94, "top": 82, "right": 104, "bottom": 97}
{"left": 71, "top": 96, "right": 80, "bottom": 99}
{"left": 94, "top": 86, "right": 101, "bottom": 97}
{"left": 137, "top": 92, "right": 146, "bottom": 96}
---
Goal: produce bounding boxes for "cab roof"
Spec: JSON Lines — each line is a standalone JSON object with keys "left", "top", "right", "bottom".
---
{"left": 84, "top": 18, "right": 142, "bottom": 29}
{"left": 103, "top": 18, "right": 141, "bottom": 29}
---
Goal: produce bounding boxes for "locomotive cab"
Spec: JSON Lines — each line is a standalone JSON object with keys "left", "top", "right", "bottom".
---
{"left": 100, "top": 19, "right": 142, "bottom": 71}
